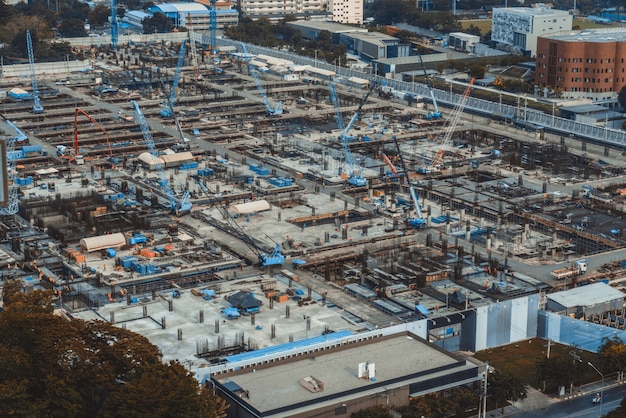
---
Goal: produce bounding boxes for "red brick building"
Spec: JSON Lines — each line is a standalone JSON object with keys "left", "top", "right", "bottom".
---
{"left": 535, "top": 29, "right": 626, "bottom": 101}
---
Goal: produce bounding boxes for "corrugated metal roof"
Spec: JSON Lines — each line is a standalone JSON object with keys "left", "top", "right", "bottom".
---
{"left": 138, "top": 152, "right": 163, "bottom": 167}
{"left": 229, "top": 200, "right": 270, "bottom": 214}
{"left": 548, "top": 282, "right": 626, "bottom": 308}
{"left": 151, "top": 3, "right": 209, "bottom": 13}
{"left": 80, "top": 233, "right": 127, "bottom": 252}
{"left": 160, "top": 152, "right": 193, "bottom": 163}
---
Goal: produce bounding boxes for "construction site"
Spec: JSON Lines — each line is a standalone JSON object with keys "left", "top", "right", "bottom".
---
{"left": 3, "top": 33, "right": 626, "bottom": 376}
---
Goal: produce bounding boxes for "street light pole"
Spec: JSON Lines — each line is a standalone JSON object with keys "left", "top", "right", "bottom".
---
{"left": 588, "top": 361, "right": 604, "bottom": 418}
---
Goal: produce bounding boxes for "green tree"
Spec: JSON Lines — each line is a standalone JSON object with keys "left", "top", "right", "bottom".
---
{"left": 598, "top": 336, "right": 626, "bottom": 380}
{"left": 88, "top": 4, "right": 111, "bottom": 26}
{"left": 0, "top": 289, "right": 228, "bottom": 417}
{"left": 489, "top": 369, "right": 527, "bottom": 414}
{"left": 59, "top": 17, "right": 88, "bottom": 37}
{"left": 468, "top": 63, "right": 485, "bottom": 79}
{"left": 351, "top": 404, "right": 392, "bottom": 417}
{"left": 143, "top": 12, "right": 173, "bottom": 34}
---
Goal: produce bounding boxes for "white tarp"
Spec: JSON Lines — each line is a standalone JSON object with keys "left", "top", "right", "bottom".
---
{"left": 229, "top": 200, "right": 271, "bottom": 214}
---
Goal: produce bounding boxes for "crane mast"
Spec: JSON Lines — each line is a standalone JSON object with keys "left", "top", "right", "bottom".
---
{"left": 329, "top": 81, "right": 366, "bottom": 187}
{"left": 417, "top": 54, "right": 441, "bottom": 120}
{"left": 132, "top": 101, "right": 191, "bottom": 215}
{"left": 26, "top": 30, "right": 43, "bottom": 114}
{"left": 393, "top": 136, "right": 425, "bottom": 228}
{"left": 1, "top": 118, "right": 23, "bottom": 215}
{"left": 160, "top": 40, "right": 187, "bottom": 118}
{"left": 240, "top": 43, "right": 282, "bottom": 116}
{"left": 110, "top": 0, "right": 118, "bottom": 49}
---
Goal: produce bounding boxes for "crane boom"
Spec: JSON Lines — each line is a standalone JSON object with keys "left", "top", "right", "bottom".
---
{"left": 132, "top": 100, "right": 192, "bottom": 215}
{"left": 26, "top": 30, "right": 43, "bottom": 114}
{"left": 427, "top": 78, "right": 474, "bottom": 170}
{"left": 110, "top": 0, "right": 118, "bottom": 49}
{"left": 209, "top": 0, "right": 217, "bottom": 56}
{"left": 329, "top": 81, "right": 366, "bottom": 187}
{"left": 417, "top": 54, "right": 441, "bottom": 120}
{"left": 74, "top": 107, "right": 113, "bottom": 160}
{"left": 393, "top": 136, "right": 424, "bottom": 228}
{"left": 161, "top": 40, "right": 187, "bottom": 118}
{"left": 1, "top": 118, "right": 22, "bottom": 215}
{"left": 240, "top": 43, "right": 282, "bottom": 116}
{"left": 343, "top": 81, "right": 376, "bottom": 138}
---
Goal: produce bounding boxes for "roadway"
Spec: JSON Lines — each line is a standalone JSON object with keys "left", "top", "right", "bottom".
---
{"left": 512, "top": 384, "right": 626, "bottom": 418}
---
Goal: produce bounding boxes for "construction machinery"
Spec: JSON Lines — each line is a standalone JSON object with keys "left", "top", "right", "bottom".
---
{"left": 329, "top": 81, "right": 366, "bottom": 187}
{"left": 57, "top": 108, "right": 113, "bottom": 164}
{"left": 110, "top": 0, "right": 118, "bottom": 49}
{"left": 160, "top": 79, "right": 190, "bottom": 151}
{"left": 417, "top": 54, "right": 441, "bottom": 120}
{"left": 240, "top": 43, "right": 282, "bottom": 116}
{"left": 186, "top": 14, "right": 201, "bottom": 80}
{"left": 1, "top": 117, "right": 23, "bottom": 215}
{"left": 160, "top": 40, "right": 187, "bottom": 118}
{"left": 26, "top": 30, "right": 43, "bottom": 114}
{"left": 342, "top": 80, "right": 376, "bottom": 141}
{"left": 393, "top": 136, "right": 426, "bottom": 229}
{"left": 419, "top": 78, "right": 474, "bottom": 173}
{"left": 209, "top": 0, "right": 217, "bottom": 57}
{"left": 132, "top": 100, "right": 192, "bottom": 215}
{"left": 193, "top": 179, "right": 284, "bottom": 266}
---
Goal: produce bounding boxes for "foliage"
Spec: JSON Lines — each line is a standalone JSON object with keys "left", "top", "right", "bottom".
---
{"left": 224, "top": 19, "right": 346, "bottom": 65}
{"left": 0, "top": 288, "right": 227, "bottom": 417}
{"left": 599, "top": 337, "right": 626, "bottom": 378}
{"left": 468, "top": 63, "right": 485, "bottom": 79}
{"left": 618, "top": 86, "right": 626, "bottom": 111}
{"left": 464, "top": 24, "right": 481, "bottom": 36}
{"left": 364, "top": 0, "right": 418, "bottom": 25}
{"left": 351, "top": 404, "right": 392, "bottom": 418}
{"left": 59, "top": 17, "right": 88, "bottom": 37}
{"left": 413, "top": 12, "right": 461, "bottom": 33}
{"left": 535, "top": 356, "right": 586, "bottom": 394}
{"left": 488, "top": 368, "right": 527, "bottom": 413}
{"left": 142, "top": 12, "right": 173, "bottom": 34}
{"left": 88, "top": 4, "right": 111, "bottom": 26}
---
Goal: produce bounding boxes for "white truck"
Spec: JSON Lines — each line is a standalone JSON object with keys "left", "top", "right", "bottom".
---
{"left": 550, "top": 259, "right": 588, "bottom": 280}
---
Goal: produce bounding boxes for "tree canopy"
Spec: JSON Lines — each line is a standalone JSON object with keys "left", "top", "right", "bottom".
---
{"left": 0, "top": 282, "right": 227, "bottom": 418}
{"left": 618, "top": 86, "right": 626, "bottom": 111}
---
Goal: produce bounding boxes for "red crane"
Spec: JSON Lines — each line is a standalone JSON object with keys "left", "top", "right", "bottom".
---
{"left": 73, "top": 107, "right": 112, "bottom": 163}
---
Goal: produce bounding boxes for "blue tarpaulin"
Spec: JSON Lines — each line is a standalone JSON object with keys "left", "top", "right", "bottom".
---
{"left": 416, "top": 304, "right": 429, "bottom": 315}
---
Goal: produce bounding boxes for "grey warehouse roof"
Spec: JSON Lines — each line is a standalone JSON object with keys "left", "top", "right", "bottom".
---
{"left": 547, "top": 282, "right": 626, "bottom": 308}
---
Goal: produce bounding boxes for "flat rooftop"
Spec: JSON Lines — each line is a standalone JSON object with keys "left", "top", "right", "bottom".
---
{"left": 216, "top": 332, "right": 477, "bottom": 416}
{"left": 542, "top": 28, "right": 626, "bottom": 42}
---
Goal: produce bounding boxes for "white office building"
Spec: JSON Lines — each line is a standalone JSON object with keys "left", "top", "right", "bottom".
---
{"left": 491, "top": 4, "right": 572, "bottom": 57}
{"left": 330, "top": 0, "right": 363, "bottom": 24}
{"left": 240, "top": 0, "right": 328, "bottom": 20}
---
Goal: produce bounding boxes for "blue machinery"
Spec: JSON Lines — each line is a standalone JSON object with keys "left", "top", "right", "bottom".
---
{"left": 26, "top": 30, "right": 43, "bottom": 114}
{"left": 328, "top": 81, "right": 376, "bottom": 187}
{"left": 131, "top": 100, "right": 192, "bottom": 215}
{"left": 160, "top": 40, "right": 187, "bottom": 118}
{"left": 417, "top": 54, "right": 441, "bottom": 120}
{"left": 209, "top": 0, "right": 217, "bottom": 56}
{"left": 393, "top": 136, "right": 425, "bottom": 229}
{"left": 110, "top": 0, "right": 118, "bottom": 49}
{"left": 240, "top": 43, "right": 282, "bottom": 116}
{"left": 1, "top": 118, "right": 23, "bottom": 215}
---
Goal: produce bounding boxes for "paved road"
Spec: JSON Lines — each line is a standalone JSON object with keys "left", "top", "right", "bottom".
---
{"left": 511, "top": 384, "right": 626, "bottom": 418}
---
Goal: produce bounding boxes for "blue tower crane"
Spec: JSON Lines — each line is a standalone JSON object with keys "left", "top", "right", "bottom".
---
{"left": 209, "top": 0, "right": 217, "bottom": 56}
{"left": 160, "top": 40, "right": 187, "bottom": 118}
{"left": 329, "top": 82, "right": 366, "bottom": 187}
{"left": 1, "top": 118, "right": 24, "bottom": 215}
{"left": 26, "top": 30, "right": 43, "bottom": 114}
{"left": 417, "top": 54, "right": 441, "bottom": 120}
{"left": 110, "top": 0, "right": 118, "bottom": 49}
{"left": 393, "top": 135, "right": 425, "bottom": 229}
{"left": 240, "top": 43, "right": 282, "bottom": 116}
{"left": 131, "top": 101, "right": 192, "bottom": 215}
